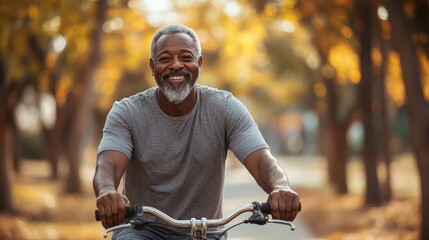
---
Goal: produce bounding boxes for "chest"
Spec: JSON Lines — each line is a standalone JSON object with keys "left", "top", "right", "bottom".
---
{"left": 130, "top": 111, "right": 226, "bottom": 172}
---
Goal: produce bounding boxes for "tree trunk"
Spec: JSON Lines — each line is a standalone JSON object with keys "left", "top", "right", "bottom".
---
{"left": 376, "top": 44, "right": 393, "bottom": 203}
{"left": 43, "top": 125, "right": 62, "bottom": 179}
{"left": 358, "top": 0, "right": 382, "bottom": 206}
{"left": 334, "top": 125, "right": 349, "bottom": 194}
{"left": 385, "top": 0, "right": 429, "bottom": 239}
{"left": 0, "top": 59, "right": 15, "bottom": 212}
{"left": 65, "top": 0, "right": 107, "bottom": 194}
{"left": 0, "top": 123, "right": 14, "bottom": 212}
{"left": 324, "top": 73, "right": 348, "bottom": 194}
{"left": 65, "top": 81, "right": 94, "bottom": 193}
{"left": 374, "top": 0, "right": 393, "bottom": 202}
{"left": 13, "top": 120, "right": 22, "bottom": 173}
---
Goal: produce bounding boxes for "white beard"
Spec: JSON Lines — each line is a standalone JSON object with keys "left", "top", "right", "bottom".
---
{"left": 160, "top": 81, "right": 193, "bottom": 104}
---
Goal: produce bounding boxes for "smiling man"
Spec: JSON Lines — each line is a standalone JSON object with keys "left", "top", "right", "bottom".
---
{"left": 151, "top": 29, "right": 200, "bottom": 106}
{"left": 93, "top": 24, "right": 300, "bottom": 240}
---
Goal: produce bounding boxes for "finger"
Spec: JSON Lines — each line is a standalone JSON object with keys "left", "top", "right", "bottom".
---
{"left": 291, "top": 209, "right": 298, "bottom": 221}
{"left": 285, "top": 198, "right": 293, "bottom": 220}
{"left": 278, "top": 198, "right": 288, "bottom": 220}
{"left": 96, "top": 198, "right": 107, "bottom": 228}
{"left": 288, "top": 198, "right": 301, "bottom": 221}
{"left": 296, "top": 199, "right": 302, "bottom": 212}
{"left": 118, "top": 200, "right": 126, "bottom": 225}
{"left": 123, "top": 195, "right": 130, "bottom": 205}
{"left": 268, "top": 196, "right": 281, "bottom": 220}
{"left": 286, "top": 208, "right": 294, "bottom": 221}
{"left": 115, "top": 194, "right": 129, "bottom": 225}
{"left": 112, "top": 201, "right": 119, "bottom": 226}
{"left": 281, "top": 209, "right": 288, "bottom": 220}
{"left": 105, "top": 202, "right": 114, "bottom": 228}
{"left": 290, "top": 202, "right": 300, "bottom": 221}
{"left": 98, "top": 205, "right": 108, "bottom": 229}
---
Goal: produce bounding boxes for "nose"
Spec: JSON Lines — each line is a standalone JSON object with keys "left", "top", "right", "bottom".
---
{"left": 170, "top": 57, "right": 184, "bottom": 70}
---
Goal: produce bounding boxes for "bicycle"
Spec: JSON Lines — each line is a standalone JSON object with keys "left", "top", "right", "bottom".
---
{"left": 95, "top": 201, "right": 299, "bottom": 240}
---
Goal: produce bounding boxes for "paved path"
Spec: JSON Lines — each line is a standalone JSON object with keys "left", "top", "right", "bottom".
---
{"left": 222, "top": 155, "right": 324, "bottom": 240}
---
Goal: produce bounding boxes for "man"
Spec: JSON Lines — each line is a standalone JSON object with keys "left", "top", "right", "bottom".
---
{"left": 93, "top": 24, "right": 300, "bottom": 239}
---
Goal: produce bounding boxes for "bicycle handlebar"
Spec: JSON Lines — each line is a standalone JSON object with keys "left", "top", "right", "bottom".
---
{"left": 95, "top": 202, "right": 298, "bottom": 238}
{"left": 95, "top": 202, "right": 272, "bottom": 224}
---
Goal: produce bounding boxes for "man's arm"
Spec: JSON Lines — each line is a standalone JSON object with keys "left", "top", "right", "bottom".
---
{"left": 93, "top": 150, "right": 129, "bottom": 228}
{"left": 243, "top": 148, "right": 300, "bottom": 221}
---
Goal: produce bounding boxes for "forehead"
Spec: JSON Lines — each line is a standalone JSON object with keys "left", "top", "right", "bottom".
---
{"left": 154, "top": 33, "right": 197, "bottom": 56}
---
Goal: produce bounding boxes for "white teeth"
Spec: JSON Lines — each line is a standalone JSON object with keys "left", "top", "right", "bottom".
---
{"left": 169, "top": 76, "right": 184, "bottom": 80}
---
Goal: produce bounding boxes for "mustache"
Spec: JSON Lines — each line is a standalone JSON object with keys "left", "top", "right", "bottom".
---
{"left": 161, "top": 70, "right": 192, "bottom": 81}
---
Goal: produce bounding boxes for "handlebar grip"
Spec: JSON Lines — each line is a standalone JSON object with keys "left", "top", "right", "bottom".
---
{"left": 260, "top": 202, "right": 271, "bottom": 214}
{"left": 95, "top": 210, "right": 101, "bottom": 221}
{"left": 259, "top": 201, "right": 302, "bottom": 214}
{"left": 95, "top": 206, "right": 134, "bottom": 221}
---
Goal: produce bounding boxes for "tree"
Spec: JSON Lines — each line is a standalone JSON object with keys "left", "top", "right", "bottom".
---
{"left": 384, "top": 0, "right": 429, "bottom": 238}
{"left": 295, "top": 0, "right": 397, "bottom": 203}
{"left": 373, "top": 0, "right": 393, "bottom": 203}
{"left": 0, "top": 77, "right": 15, "bottom": 211}
{"left": 0, "top": 2, "right": 46, "bottom": 211}
{"left": 0, "top": 0, "right": 109, "bottom": 198}
{"left": 62, "top": 0, "right": 108, "bottom": 194}
{"left": 295, "top": 0, "right": 360, "bottom": 194}
{"left": 356, "top": 0, "right": 383, "bottom": 205}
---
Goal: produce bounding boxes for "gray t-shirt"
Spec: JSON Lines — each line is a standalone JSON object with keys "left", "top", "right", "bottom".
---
{"left": 97, "top": 85, "right": 268, "bottom": 221}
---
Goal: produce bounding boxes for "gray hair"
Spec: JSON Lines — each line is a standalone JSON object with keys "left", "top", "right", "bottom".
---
{"left": 150, "top": 24, "right": 202, "bottom": 59}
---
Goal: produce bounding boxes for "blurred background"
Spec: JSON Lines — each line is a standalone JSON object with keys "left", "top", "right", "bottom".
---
{"left": 0, "top": 0, "right": 428, "bottom": 239}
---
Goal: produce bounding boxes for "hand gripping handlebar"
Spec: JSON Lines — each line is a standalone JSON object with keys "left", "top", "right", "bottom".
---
{"left": 95, "top": 201, "right": 300, "bottom": 238}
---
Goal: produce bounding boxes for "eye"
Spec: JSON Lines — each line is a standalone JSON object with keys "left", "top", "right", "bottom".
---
{"left": 158, "top": 56, "right": 170, "bottom": 63}
{"left": 181, "top": 54, "right": 195, "bottom": 62}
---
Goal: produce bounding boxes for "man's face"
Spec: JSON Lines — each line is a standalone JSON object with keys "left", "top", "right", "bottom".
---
{"left": 150, "top": 33, "right": 202, "bottom": 104}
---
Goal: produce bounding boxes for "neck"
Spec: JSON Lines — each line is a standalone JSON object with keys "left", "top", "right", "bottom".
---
{"left": 157, "top": 87, "right": 197, "bottom": 117}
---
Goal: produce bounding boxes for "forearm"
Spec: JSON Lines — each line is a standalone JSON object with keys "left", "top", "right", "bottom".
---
{"left": 93, "top": 150, "right": 128, "bottom": 197}
{"left": 244, "top": 149, "right": 291, "bottom": 193}
{"left": 244, "top": 149, "right": 300, "bottom": 220}
{"left": 257, "top": 154, "right": 291, "bottom": 193}
{"left": 93, "top": 163, "right": 119, "bottom": 197}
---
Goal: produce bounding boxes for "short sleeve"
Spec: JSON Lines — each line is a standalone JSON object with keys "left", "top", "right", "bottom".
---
{"left": 225, "top": 95, "right": 268, "bottom": 162}
{"left": 97, "top": 101, "right": 134, "bottom": 160}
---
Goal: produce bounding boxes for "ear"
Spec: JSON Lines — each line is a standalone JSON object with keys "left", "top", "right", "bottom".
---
{"left": 150, "top": 58, "right": 155, "bottom": 76}
{"left": 198, "top": 55, "right": 203, "bottom": 67}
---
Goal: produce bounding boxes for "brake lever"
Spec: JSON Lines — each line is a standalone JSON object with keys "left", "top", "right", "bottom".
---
{"left": 267, "top": 219, "right": 296, "bottom": 231}
{"left": 103, "top": 223, "right": 132, "bottom": 238}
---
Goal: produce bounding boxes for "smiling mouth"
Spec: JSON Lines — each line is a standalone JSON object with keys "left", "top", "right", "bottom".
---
{"left": 168, "top": 75, "right": 185, "bottom": 84}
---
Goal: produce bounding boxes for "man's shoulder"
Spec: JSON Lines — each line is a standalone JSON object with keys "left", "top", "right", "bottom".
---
{"left": 197, "top": 84, "right": 233, "bottom": 100}
{"left": 114, "top": 87, "right": 156, "bottom": 107}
